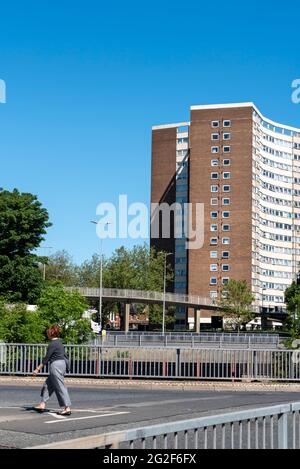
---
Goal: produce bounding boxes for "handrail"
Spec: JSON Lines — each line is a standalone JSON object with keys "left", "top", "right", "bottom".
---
{"left": 66, "top": 287, "right": 218, "bottom": 309}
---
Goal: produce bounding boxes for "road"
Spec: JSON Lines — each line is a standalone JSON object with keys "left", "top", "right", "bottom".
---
{"left": 0, "top": 381, "right": 300, "bottom": 448}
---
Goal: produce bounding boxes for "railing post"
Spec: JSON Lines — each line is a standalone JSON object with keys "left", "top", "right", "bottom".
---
{"left": 176, "top": 348, "right": 181, "bottom": 378}
{"left": 278, "top": 412, "right": 288, "bottom": 449}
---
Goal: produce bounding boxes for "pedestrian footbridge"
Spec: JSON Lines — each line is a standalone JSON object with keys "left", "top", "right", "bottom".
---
{"left": 67, "top": 287, "right": 219, "bottom": 311}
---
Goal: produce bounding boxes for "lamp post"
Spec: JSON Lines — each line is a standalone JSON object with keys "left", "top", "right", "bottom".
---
{"left": 261, "top": 287, "right": 267, "bottom": 331}
{"left": 90, "top": 221, "right": 110, "bottom": 331}
{"left": 162, "top": 252, "right": 172, "bottom": 336}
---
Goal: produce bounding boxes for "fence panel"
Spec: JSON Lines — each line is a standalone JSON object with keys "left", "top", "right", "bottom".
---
{"left": 2, "top": 344, "right": 300, "bottom": 382}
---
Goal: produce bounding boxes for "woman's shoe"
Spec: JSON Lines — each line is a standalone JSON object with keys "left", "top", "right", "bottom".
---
{"left": 57, "top": 409, "right": 72, "bottom": 416}
{"left": 33, "top": 406, "right": 45, "bottom": 413}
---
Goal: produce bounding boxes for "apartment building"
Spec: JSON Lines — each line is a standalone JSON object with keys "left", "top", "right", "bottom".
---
{"left": 151, "top": 103, "right": 300, "bottom": 328}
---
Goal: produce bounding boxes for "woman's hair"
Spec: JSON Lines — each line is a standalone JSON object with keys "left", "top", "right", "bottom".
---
{"left": 47, "top": 325, "right": 61, "bottom": 339}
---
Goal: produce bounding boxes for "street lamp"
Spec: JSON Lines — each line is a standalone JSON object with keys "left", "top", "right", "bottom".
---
{"left": 90, "top": 221, "right": 110, "bottom": 331}
{"left": 162, "top": 252, "right": 173, "bottom": 336}
{"left": 261, "top": 286, "right": 267, "bottom": 331}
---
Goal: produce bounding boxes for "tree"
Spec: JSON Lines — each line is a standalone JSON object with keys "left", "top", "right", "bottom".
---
{"left": 37, "top": 283, "right": 91, "bottom": 344}
{"left": 75, "top": 244, "right": 174, "bottom": 328}
{"left": 148, "top": 305, "right": 175, "bottom": 330}
{"left": 44, "top": 250, "right": 77, "bottom": 286}
{"left": 284, "top": 281, "right": 300, "bottom": 340}
{"left": 219, "top": 280, "right": 255, "bottom": 331}
{"left": 0, "top": 189, "right": 51, "bottom": 258}
{"left": 0, "top": 301, "right": 46, "bottom": 343}
{"left": 0, "top": 255, "right": 44, "bottom": 304}
{"left": 0, "top": 189, "right": 51, "bottom": 302}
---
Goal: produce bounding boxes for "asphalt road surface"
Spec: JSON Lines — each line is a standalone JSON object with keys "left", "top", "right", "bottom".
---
{"left": 0, "top": 383, "right": 299, "bottom": 448}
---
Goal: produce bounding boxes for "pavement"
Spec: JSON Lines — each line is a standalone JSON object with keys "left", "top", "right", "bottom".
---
{"left": 0, "top": 377, "right": 300, "bottom": 448}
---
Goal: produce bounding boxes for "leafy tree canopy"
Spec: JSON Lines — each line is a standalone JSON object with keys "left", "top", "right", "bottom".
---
{"left": 219, "top": 279, "right": 255, "bottom": 330}
{"left": 0, "top": 189, "right": 51, "bottom": 302}
{"left": 37, "top": 283, "right": 91, "bottom": 344}
{"left": 0, "top": 189, "right": 51, "bottom": 258}
{"left": 0, "top": 302, "right": 46, "bottom": 343}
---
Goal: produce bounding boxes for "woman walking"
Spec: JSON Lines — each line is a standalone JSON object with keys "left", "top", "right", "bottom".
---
{"left": 33, "top": 325, "right": 72, "bottom": 416}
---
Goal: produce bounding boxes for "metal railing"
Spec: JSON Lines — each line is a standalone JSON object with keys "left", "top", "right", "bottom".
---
{"left": 1, "top": 344, "right": 300, "bottom": 381}
{"left": 67, "top": 287, "right": 217, "bottom": 309}
{"left": 101, "top": 332, "right": 280, "bottom": 348}
{"left": 29, "top": 402, "right": 300, "bottom": 449}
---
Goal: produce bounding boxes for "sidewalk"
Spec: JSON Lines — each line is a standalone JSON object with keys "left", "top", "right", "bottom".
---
{"left": 1, "top": 375, "right": 300, "bottom": 392}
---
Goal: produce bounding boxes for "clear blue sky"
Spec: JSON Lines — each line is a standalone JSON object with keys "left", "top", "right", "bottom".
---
{"left": 1, "top": 0, "right": 300, "bottom": 263}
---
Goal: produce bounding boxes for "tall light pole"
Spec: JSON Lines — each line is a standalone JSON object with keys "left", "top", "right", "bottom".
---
{"left": 90, "top": 221, "right": 110, "bottom": 330}
{"left": 261, "top": 286, "right": 267, "bottom": 330}
{"left": 162, "top": 252, "right": 172, "bottom": 335}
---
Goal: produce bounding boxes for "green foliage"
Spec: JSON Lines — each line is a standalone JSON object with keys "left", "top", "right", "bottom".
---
{"left": 74, "top": 244, "right": 173, "bottom": 291}
{"left": 219, "top": 279, "right": 255, "bottom": 330}
{"left": 0, "top": 302, "right": 46, "bottom": 343}
{"left": 0, "top": 255, "right": 44, "bottom": 303}
{"left": 0, "top": 189, "right": 51, "bottom": 302}
{"left": 44, "top": 250, "right": 77, "bottom": 286}
{"left": 0, "top": 189, "right": 51, "bottom": 258}
{"left": 37, "top": 283, "right": 91, "bottom": 344}
{"left": 73, "top": 244, "right": 174, "bottom": 328}
{"left": 149, "top": 304, "right": 175, "bottom": 330}
{"left": 284, "top": 281, "right": 300, "bottom": 339}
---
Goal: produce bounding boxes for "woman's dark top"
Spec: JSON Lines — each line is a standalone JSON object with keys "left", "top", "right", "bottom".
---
{"left": 42, "top": 339, "right": 65, "bottom": 366}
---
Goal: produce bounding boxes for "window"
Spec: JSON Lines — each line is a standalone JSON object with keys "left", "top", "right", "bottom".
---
{"left": 211, "top": 146, "right": 219, "bottom": 154}
{"left": 223, "top": 146, "right": 231, "bottom": 153}
{"left": 210, "top": 251, "right": 218, "bottom": 259}
{"left": 222, "top": 224, "right": 231, "bottom": 231}
{"left": 222, "top": 278, "right": 230, "bottom": 286}
{"left": 223, "top": 133, "right": 231, "bottom": 141}
{"left": 211, "top": 198, "right": 218, "bottom": 205}
{"left": 222, "top": 237, "right": 230, "bottom": 245}
{"left": 210, "top": 277, "right": 217, "bottom": 285}
{"left": 210, "top": 264, "right": 218, "bottom": 272}
{"left": 211, "top": 159, "right": 219, "bottom": 167}
{"left": 211, "top": 185, "right": 219, "bottom": 193}
{"left": 210, "top": 224, "right": 218, "bottom": 232}
{"left": 222, "top": 265, "right": 230, "bottom": 272}
{"left": 223, "top": 185, "right": 231, "bottom": 192}
{"left": 211, "top": 121, "right": 220, "bottom": 128}
{"left": 210, "top": 291, "right": 218, "bottom": 299}
{"left": 222, "top": 198, "right": 231, "bottom": 205}
{"left": 221, "top": 290, "right": 229, "bottom": 299}
{"left": 211, "top": 211, "right": 218, "bottom": 219}
{"left": 222, "top": 211, "right": 230, "bottom": 218}
{"left": 211, "top": 133, "right": 220, "bottom": 141}
{"left": 222, "top": 251, "right": 230, "bottom": 259}
{"left": 223, "top": 120, "right": 231, "bottom": 128}
{"left": 211, "top": 173, "right": 219, "bottom": 180}
{"left": 210, "top": 238, "right": 218, "bottom": 245}
{"left": 223, "top": 172, "right": 231, "bottom": 179}
{"left": 223, "top": 159, "right": 231, "bottom": 166}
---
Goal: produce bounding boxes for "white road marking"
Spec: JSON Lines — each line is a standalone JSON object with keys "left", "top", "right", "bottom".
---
{"left": 46, "top": 412, "right": 67, "bottom": 420}
{"left": 45, "top": 411, "right": 129, "bottom": 424}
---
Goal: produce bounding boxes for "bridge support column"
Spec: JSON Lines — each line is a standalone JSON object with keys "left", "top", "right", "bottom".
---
{"left": 124, "top": 303, "right": 130, "bottom": 333}
{"left": 194, "top": 309, "right": 201, "bottom": 334}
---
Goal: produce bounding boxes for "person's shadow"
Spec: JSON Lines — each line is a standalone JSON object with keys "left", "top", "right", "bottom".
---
{"left": 23, "top": 406, "right": 52, "bottom": 414}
